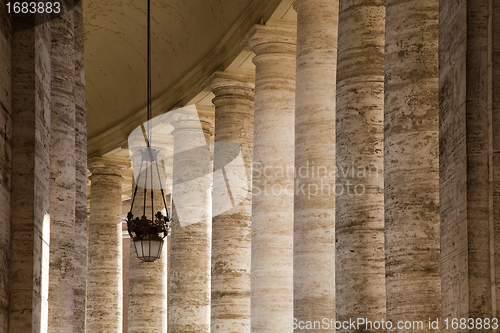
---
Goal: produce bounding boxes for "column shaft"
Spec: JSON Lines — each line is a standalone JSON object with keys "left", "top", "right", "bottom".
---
{"left": 169, "top": 111, "right": 212, "bottom": 333}
{"left": 73, "top": 1, "right": 87, "bottom": 331}
{"left": 493, "top": 0, "right": 500, "bottom": 317}
{"left": 0, "top": 4, "right": 12, "bottom": 332}
{"left": 335, "top": 0, "right": 385, "bottom": 330}
{"left": 87, "top": 160, "right": 126, "bottom": 332}
{"left": 208, "top": 73, "right": 254, "bottom": 333}
{"left": 9, "top": 13, "right": 51, "bottom": 333}
{"left": 440, "top": 0, "right": 496, "bottom": 321}
{"left": 48, "top": 7, "right": 76, "bottom": 332}
{"left": 384, "top": 0, "right": 441, "bottom": 325}
{"left": 293, "top": 1, "right": 337, "bottom": 331}
{"left": 244, "top": 25, "right": 296, "bottom": 333}
{"left": 128, "top": 177, "right": 168, "bottom": 333}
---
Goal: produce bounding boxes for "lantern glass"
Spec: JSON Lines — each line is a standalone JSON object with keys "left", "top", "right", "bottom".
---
{"left": 134, "top": 233, "right": 164, "bottom": 262}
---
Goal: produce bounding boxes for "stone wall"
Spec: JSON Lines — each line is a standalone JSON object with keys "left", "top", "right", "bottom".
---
{"left": 0, "top": 4, "right": 11, "bottom": 332}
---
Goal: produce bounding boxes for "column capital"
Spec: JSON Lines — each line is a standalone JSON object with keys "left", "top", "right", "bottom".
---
{"left": 293, "top": 0, "right": 333, "bottom": 11}
{"left": 241, "top": 24, "right": 296, "bottom": 56}
{"left": 204, "top": 71, "right": 255, "bottom": 92}
{"left": 88, "top": 157, "right": 129, "bottom": 177}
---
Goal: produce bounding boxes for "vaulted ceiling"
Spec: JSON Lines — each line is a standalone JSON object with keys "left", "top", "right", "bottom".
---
{"left": 84, "top": 0, "right": 285, "bottom": 157}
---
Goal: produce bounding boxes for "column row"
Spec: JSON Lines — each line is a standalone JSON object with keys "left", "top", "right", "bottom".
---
{"left": 7, "top": 4, "right": 88, "bottom": 333}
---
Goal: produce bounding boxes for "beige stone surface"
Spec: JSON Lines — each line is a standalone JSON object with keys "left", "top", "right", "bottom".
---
{"left": 493, "top": 0, "right": 500, "bottom": 317}
{"left": 48, "top": 7, "right": 77, "bottom": 332}
{"left": 244, "top": 24, "right": 296, "bottom": 333}
{"left": 440, "top": 0, "right": 496, "bottom": 323}
{"left": 335, "top": 0, "right": 385, "bottom": 330}
{"left": 128, "top": 176, "right": 168, "bottom": 333}
{"left": 384, "top": 0, "right": 441, "bottom": 327}
{"left": 169, "top": 114, "right": 212, "bottom": 333}
{"left": 73, "top": 2, "right": 88, "bottom": 332}
{"left": 9, "top": 14, "right": 52, "bottom": 333}
{"left": 208, "top": 72, "right": 254, "bottom": 333}
{"left": 0, "top": 4, "right": 11, "bottom": 332}
{"left": 87, "top": 159, "right": 127, "bottom": 333}
{"left": 293, "top": 1, "right": 337, "bottom": 331}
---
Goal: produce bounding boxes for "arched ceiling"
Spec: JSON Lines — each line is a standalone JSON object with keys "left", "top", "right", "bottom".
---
{"left": 84, "top": 0, "right": 283, "bottom": 156}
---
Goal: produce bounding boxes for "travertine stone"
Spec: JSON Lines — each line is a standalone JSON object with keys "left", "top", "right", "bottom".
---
{"left": 73, "top": 2, "right": 87, "bottom": 332}
{"left": 48, "top": 6, "right": 76, "bottom": 332}
{"left": 128, "top": 174, "right": 168, "bottom": 333}
{"left": 493, "top": 0, "right": 500, "bottom": 317}
{"left": 384, "top": 0, "right": 441, "bottom": 327}
{"left": 293, "top": 1, "right": 337, "bottom": 331}
{"left": 440, "top": 0, "right": 495, "bottom": 322}
{"left": 9, "top": 13, "right": 51, "bottom": 333}
{"left": 0, "top": 4, "right": 11, "bottom": 332}
{"left": 169, "top": 114, "right": 212, "bottom": 333}
{"left": 87, "top": 159, "right": 127, "bottom": 333}
{"left": 335, "top": 0, "right": 385, "bottom": 330}
{"left": 243, "top": 24, "right": 296, "bottom": 333}
{"left": 207, "top": 72, "right": 254, "bottom": 333}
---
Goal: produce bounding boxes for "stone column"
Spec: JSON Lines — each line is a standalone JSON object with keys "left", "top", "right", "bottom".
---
{"left": 243, "top": 25, "right": 296, "bottom": 333}
{"left": 335, "top": 0, "right": 386, "bottom": 329}
{"left": 9, "top": 12, "right": 51, "bottom": 333}
{"left": 169, "top": 109, "right": 212, "bottom": 333}
{"left": 206, "top": 72, "right": 254, "bottom": 333}
{"left": 384, "top": 0, "right": 441, "bottom": 325}
{"left": 0, "top": 4, "right": 12, "bottom": 332}
{"left": 73, "top": 1, "right": 88, "bottom": 332}
{"left": 493, "top": 0, "right": 500, "bottom": 317}
{"left": 86, "top": 159, "right": 127, "bottom": 332}
{"left": 48, "top": 6, "right": 77, "bottom": 332}
{"left": 440, "top": 0, "right": 496, "bottom": 321}
{"left": 128, "top": 166, "right": 168, "bottom": 333}
{"left": 293, "top": 1, "right": 337, "bottom": 330}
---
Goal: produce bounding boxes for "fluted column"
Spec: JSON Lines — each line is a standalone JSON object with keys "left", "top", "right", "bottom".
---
{"left": 440, "top": 0, "right": 496, "bottom": 322}
{"left": 86, "top": 158, "right": 127, "bottom": 333}
{"left": 293, "top": 1, "right": 337, "bottom": 331}
{"left": 128, "top": 155, "right": 168, "bottom": 333}
{"left": 384, "top": 0, "right": 441, "bottom": 326}
{"left": 48, "top": 6, "right": 76, "bottom": 332}
{"left": 168, "top": 109, "right": 212, "bottom": 333}
{"left": 207, "top": 72, "right": 254, "bottom": 332}
{"left": 335, "top": 0, "right": 385, "bottom": 330}
{"left": 243, "top": 25, "right": 296, "bottom": 333}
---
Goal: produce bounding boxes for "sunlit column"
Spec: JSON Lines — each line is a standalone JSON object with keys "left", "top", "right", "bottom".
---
{"left": 86, "top": 158, "right": 127, "bottom": 333}
{"left": 207, "top": 72, "right": 254, "bottom": 332}
{"left": 128, "top": 150, "right": 169, "bottom": 333}
{"left": 243, "top": 24, "right": 296, "bottom": 333}
{"left": 293, "top": 1, "right": 337, "bottom": 331}
{"left": 168, "top": 108, "right": 212, "bottom": 333}
{"left": 335, "top": 0, "right": 386, "bottom": 330}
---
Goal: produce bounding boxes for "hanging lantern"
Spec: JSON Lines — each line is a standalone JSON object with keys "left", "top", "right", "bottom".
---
{"left": 127, "top": 148, "right": 171, "bottom": 262}
{"left": 127, "top": 0, "right": 171, "bottom": 262}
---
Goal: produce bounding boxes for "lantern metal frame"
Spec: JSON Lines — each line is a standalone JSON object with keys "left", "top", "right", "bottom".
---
{"left": 126, "top": 0, "right": 171, "bottom": 262}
